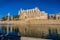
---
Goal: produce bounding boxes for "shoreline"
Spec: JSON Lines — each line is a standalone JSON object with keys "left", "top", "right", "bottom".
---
{"left": 0, "top": 20, "right": 60, "bottom": 25}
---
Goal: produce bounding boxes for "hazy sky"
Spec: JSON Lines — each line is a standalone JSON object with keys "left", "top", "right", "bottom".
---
{"left": 0, "top": 0, "right": 60, "bottom": 18}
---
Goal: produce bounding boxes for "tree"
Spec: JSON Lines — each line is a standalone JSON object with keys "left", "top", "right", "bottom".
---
{"left": 13, "top": 15, "right": 20, "bottom": 20}
{"left": 2, "top": 16, "right": 8, "bottom": 21}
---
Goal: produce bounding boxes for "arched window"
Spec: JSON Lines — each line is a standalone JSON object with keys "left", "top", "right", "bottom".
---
{"left": 53, "top": 16, "right": 56, "bottom": 19}
{"left": 25, "top": 16, "right": 27, "bottom": 19}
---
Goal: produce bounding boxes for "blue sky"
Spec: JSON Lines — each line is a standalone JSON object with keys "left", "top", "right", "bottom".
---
{"left": 0, "top": 0, "right": 60, "bottom": 18}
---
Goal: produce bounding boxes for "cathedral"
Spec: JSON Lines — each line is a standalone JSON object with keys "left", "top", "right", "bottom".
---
{"left": 18, "top": 7, "right": 48, "bottom": 20}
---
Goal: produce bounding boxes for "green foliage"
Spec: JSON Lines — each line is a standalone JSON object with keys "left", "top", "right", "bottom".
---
{"left": 13, "top": 15, "right": 19, "bottom": 18}
{"left": 2, "top": 16, "right": 13, "bottom": 21}
{"left": 13, "top": 15, "right": 20, "bottom": 20}
{"left": 2, "top": 16, "right": 8, "bottom": 21}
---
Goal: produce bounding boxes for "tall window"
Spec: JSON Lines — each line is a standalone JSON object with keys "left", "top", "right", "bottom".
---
{"left": 58, "top": 17, "right": 60, "bottom": 19}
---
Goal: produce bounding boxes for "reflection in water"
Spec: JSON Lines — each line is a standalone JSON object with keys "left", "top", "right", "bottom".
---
{"left": 14, "top": 24, "right": 60, "bottom": 40}
{"left": 0, "top": 24, "right": 60, "bottom": 40}
{"left": 0, "top": 24, "right": 21, "bottom": 40}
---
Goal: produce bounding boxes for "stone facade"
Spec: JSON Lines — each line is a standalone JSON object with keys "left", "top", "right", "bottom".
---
{"left": 49, "top": 13, "right": 60, "bottom": 20}
{"left": 56, "top": 14, "right": 60, "bottom": 20}
{"left": 18, "top": 7, "right": 48, "bottom": 20}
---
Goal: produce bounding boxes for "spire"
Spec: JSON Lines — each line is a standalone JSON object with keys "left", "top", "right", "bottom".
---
{"left": 18, "top": 8, "right": 23, "bottom": 15}
{"left": 35, "top": 7, "right": 39, "bottom": 10}
{"left": 18, "top": 10, "right": 20, "bottom": 15}
{"left": 20, "top": 8, "right": 22, "bottom": 11}
{"left": 35, "top": 7, "right": 40, "bottom": 11}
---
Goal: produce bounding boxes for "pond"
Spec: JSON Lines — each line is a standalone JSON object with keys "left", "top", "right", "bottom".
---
{"left": 0, "top": 24, "right": 60, "bottom": 40}
{"left": 0, "top": 24, "right": 21, "bottom": 40}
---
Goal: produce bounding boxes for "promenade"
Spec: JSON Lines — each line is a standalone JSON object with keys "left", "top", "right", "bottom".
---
{"left": 21, "top": 37, "right": 51, "bottom": 40}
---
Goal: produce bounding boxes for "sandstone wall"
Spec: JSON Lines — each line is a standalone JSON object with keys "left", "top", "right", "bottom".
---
{"left": 0, "top": 20, "right": 60, "bottom": 25}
